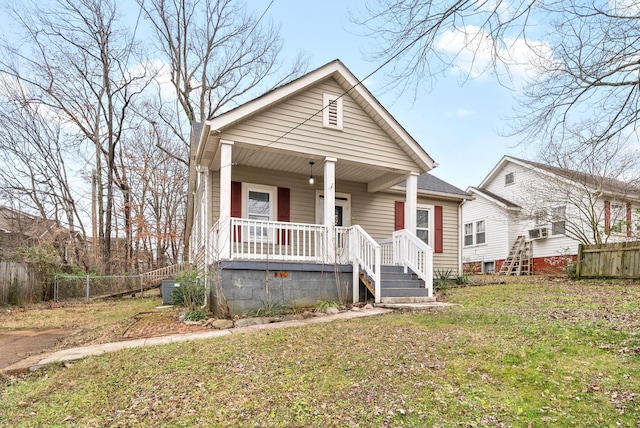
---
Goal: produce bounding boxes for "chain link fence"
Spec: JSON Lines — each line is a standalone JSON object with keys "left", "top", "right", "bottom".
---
{"left": 53, "top": 275, "right": 150, "bottom": 302}
{"left": 53, "top": 264, "right": 188, "bottom": 302}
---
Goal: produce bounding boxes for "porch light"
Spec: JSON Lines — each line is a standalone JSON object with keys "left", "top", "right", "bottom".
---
{"left": 308, "top": 161, "right": 315, "bottom": 185}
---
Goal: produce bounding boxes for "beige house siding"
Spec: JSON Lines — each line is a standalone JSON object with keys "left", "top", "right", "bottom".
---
{"left": 210, "top": 166, "right": 461, "bottom": 271}
{"left": 432, "top": 199, "right": 461, "bottom": 272}
{"left": 218, "top": 79, "right": 421, "bottom": 172}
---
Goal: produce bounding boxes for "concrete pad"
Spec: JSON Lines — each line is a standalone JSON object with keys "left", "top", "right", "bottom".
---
{"left": 375, "top": 302, "right": 454, "bottom": 310}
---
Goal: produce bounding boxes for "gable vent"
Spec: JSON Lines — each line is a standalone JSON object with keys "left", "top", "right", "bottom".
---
{"left": 327, "top": 99, "right": 338, "bottom": 126}
{"left": 323, "top": 93, "right": 343, "bottom": 130}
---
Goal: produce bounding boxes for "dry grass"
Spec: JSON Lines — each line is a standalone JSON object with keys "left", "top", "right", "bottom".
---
{"left": 1, "top": 278, "right": 640, "bottom": 427}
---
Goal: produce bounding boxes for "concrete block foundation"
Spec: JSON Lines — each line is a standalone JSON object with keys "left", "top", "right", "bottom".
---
{"left": 208, "top": 262, "right": 353, "bottom": 316}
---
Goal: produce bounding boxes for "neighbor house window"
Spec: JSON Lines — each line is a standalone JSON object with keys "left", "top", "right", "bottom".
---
{"left": 416, "top": 208, "right": 430, "bottom": 244}
{"left": 323, "top": 93, "right": 343, "bottom": 130}
{"left": 464, "top": 220, "right": 486, "bottom": 246}
{"left": 475, "top": 220, "right": 486, "bottom": 244}
{"left": 534, "top": 209, "right": 547, "bottom": 227}
{"left": 610, "top": 203, "right": 626, "bottom": 234}
{"left": 505, "top": 172, "right": 514, "bottom": 185}
{"left": 551, "top": 205, "right": 566, "bottom": 235}
{"left": 483, "top": 261, "right": 495, "bottom": 273}
{"left": 464, "top": 223, "right": 473, "bottom": 246}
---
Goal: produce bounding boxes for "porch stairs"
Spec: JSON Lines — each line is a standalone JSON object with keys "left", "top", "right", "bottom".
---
{"left": 360, "top": 265, "right": 435, "bottom": 303}
{"left": 498, "top": 235, "right": 532, "bottom": 275}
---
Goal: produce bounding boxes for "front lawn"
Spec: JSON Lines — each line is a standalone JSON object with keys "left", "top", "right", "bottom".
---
{"left": 2, "top": 280, "right": 639, "bottom": 427}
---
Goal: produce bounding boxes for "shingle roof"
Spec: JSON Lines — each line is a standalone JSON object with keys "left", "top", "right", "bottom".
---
{"left": 398, "top": 172, "right": 470, "bottom": 197}
{"left": 508, "top": 156, "right": 640, "bottom": 197}
{"left": 468, "top": 187, "right": 521, "bottom": 209}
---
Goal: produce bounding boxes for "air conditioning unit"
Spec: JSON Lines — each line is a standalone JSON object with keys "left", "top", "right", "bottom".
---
{"left": 528, "top": 227, "right": 548, "bottom": 240}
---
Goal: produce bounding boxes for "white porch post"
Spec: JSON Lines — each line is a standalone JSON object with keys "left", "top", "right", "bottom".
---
{"left": 324, "top": 157, "right": 337, "bottom": 263}
{"left": 405, "top": 172, "right": 418, "bottom": 234}
{"left": 202, "top": 166, "right": 210, "bottom": 265}
{"left": 218, "top": 140, "right": 234, "bottom": 260}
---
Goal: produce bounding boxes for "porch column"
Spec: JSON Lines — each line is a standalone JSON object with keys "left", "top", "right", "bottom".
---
{"left": 218, "top": 140, "right": 234, "bottom": 260}
{"left": 324, "top": 157, "right": 337, "bottom": 263}
{"left": 202, "top": 166, "right": 210, "bottom": 265}
{"left": 405, "top": 172, "right": 418, "bottom": 234}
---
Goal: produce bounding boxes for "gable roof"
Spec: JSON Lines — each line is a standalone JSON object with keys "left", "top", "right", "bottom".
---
{"left": 196, "top": 59, "right": 436, "bottom": 173}
{"left": 480, "top": 155, "right": 640, "bottom": 199}
{"left": 467, "top": 187, "right": 521, "bottom": 210}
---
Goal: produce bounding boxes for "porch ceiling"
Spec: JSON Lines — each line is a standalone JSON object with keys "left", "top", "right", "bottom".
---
{"left": 207, "top": 142, "right": 408, "bottom": 189}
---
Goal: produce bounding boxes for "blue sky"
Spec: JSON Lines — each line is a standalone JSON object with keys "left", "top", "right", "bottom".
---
{"left": 251, "top": 0, "right": 534, "bottom": 190}
{"left": 0, "top": 0, "right": 535, "bottom": 191}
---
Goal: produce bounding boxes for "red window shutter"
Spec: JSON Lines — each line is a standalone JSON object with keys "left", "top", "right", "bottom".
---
{"left": 434, "top": 205, "right": 443, "bottom": 254}
{"left": 604, "top": 200, "right": 611, "bottom": 235}
{"left": 627, "top": 202, "right": 632, "bottom": 237}
{"left": 394, "top": 201, "right": 404, "bottom": 231}
{"left": 277, "top": 187, "right": 290, "bottom": 244}
{"left": 231, "top": 181, "right": 242, "bottom": 242}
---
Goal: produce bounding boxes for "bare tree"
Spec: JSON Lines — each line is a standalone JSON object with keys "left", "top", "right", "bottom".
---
{"left": 519, "top": 143, "right": 640, "bottom": 246}
{"left": 0, "top": 77, "right": 90, "bottom": 263}
{"left": 122, "top": 121, "right": 186, "bottom": 271}
{"left": 353, "top": 1, "right": 640, "bottom": 150}
{"left": 137, "top": 0, "right": 307, "bottom": 260}
{"left": 0, "top": 0, "right": 153, "bottom": 271}
{"left": 136, "top": 0, "right": 308, "bottom": 164}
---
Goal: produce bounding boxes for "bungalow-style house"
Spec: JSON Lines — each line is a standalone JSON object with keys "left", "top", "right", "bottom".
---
{"left": 184, "top": 59, "right": 470, "bottom": 315}
{"left": 462, "top": 155, "right": 640, "bottom": 275}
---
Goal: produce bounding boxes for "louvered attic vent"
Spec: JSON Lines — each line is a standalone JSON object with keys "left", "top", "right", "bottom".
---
{"left": 323, "top": 93, "right": 343, "bottom": 130}
{"left": 327, "top": 100, "right": 338, "bottom": 126}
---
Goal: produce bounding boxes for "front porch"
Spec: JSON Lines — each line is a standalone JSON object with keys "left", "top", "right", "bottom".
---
{"left": 192, "top": 217, "right": 434, "bottom": 314}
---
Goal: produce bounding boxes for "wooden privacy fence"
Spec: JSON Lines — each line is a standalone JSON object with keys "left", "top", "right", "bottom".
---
{"left": 576, "top": 241, "right": 640, "bottom": 279}
{"left": 0, "top": 261, "right": 45, "bottom": 305}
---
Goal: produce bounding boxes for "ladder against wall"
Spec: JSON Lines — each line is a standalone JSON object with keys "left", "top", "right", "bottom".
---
{"left": 498, "top": 235, "right": 532, "bottom": 275}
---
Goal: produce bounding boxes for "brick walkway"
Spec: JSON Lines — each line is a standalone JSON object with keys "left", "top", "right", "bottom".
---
{"left": 122, "top": 311, "right": 209, "bottom": 339}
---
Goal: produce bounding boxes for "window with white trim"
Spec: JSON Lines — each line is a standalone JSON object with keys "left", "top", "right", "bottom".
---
{"left": 323, "top": 93, "right": 343, "bottom": 130}
{"left": 464, "top": 220, "right": 486, "bottom": 246}
{"left": 610, "top": 203, "right": 626, "bottom": 234}
{"left": 416, "top": 208, "right": 430, "bottom": 244}
{"left": 533, "top": 209, "right": 547, "bottom": 227}
{"left": 551, "top": 205, "right": 566, "bottom": 235}
{"left": 242, "top": 184, "right": 276, "bottom": 241}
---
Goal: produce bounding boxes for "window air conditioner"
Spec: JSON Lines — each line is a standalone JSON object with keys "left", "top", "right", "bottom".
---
{"left": 528, "top": 227, "right": 548, "bottom": 240}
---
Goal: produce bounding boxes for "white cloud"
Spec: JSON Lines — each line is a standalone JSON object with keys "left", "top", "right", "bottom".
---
{"left": 608, "top": 0, "right": 640, "bottom": 16}
{"left": 435, "top": 25, "right": 554, "bottom": 90}
{"left": 456, "top": 108, "right": 475, "bottom": 118}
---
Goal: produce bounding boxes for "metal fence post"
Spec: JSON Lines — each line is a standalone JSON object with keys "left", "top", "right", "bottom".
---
{"left": 85, "top": 276, "right": 90, "bottom": 301}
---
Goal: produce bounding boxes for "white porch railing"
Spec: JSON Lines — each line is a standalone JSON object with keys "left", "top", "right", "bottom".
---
{"left": 349, "top": 225, "right": 381, "bottom": 302}
{"left": 379, "top": 238, "right": 394, "bottom": 265}
{"left": 198, "top": 218, "right": 433, "bottom": 302}
{"left": 229, "top": 218, "right": 328, "bottom": 263}
{"left": 392, "top": 229, "right": 434, "bottom": 297}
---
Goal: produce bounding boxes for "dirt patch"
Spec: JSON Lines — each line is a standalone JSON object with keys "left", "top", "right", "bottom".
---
{"left": 122, "top": 311, "right": 209, "bottom": 338}
{"left": 0, "top": 328, "right": 75, "bottom": 369}
{"left": 0, "top": 310, "right": 211, "bottom": 370}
